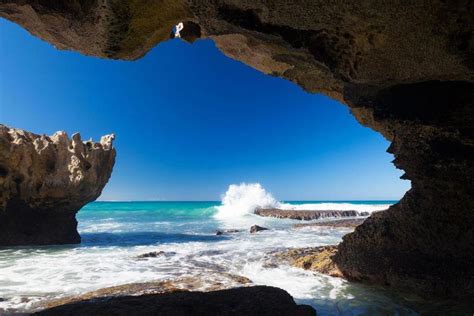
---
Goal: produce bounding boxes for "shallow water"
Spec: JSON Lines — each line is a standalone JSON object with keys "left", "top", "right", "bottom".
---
{"left": 0, "top": 200, "right": 463, "bottom": 315}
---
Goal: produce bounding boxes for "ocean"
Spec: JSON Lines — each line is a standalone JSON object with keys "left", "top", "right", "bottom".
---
{"left": 0, "top": 185, "right": 428, "bottom": 314}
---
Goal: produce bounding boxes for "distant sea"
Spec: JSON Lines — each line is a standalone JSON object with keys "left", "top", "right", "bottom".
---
{"left": 3, "top": 185, "right": 440, "bottom": 314}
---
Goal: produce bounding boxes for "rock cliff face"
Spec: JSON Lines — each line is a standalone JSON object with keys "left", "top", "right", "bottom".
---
{"left": 0, "top": 125, "right": 115, "bottom": 245}
{"left": 1, "top": 0, "right": 473, "bottom": 297}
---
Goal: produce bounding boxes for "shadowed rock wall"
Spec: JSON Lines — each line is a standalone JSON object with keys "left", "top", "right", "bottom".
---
{"left": 1, "top": 0, "right": 472, "bottom": 296}
{"left": 0, "top": 125, "right": 116, "bottom": 245}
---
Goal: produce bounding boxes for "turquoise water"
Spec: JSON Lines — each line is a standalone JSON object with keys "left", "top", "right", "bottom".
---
{"left": 77, "top": 200, "right": 394, "bottom": 245}
{"left": 1, "top": 198, "right": 449, "bottom": 315}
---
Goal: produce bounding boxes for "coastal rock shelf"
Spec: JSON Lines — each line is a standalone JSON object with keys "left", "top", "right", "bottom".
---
{"left": 293, "top": 218, "right": 366, "bottom": 229}
{"left": 0, "top": 125, "right": 115, "bottom": 246}
{"left": 35, "top": 286, "right": 315, "bottom": 316}
{"left": 271, "top": 246, "right": 342, "bottom": 278}
{"left": 255, "top": 208, "right": 368, "bottom": 220}
{"left": 1, "top": 0, "right": 473, "bottom": 298}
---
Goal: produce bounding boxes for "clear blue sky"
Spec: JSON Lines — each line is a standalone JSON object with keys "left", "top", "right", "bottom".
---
{"left": 0, "top": 19, "right": 410, "bottom": 201}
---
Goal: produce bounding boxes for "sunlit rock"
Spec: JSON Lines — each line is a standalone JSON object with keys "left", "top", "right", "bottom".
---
{"left": 0, "top": 125, "right": 116, "bottom": 246}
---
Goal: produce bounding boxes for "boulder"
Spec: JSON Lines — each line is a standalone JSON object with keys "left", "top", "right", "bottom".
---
{"left": 35, "top": 286, "right": 315, "bottom": 316}
{"left": 250, "top": 225, "right": 268, "bottom": 233}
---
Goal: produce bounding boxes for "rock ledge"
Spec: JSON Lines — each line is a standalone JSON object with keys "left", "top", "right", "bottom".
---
{"left": 0, "top": 125, "right": 116, "bottom": 246}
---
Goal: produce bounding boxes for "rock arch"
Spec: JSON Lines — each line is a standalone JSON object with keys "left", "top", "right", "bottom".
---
{"left": 1, "top": 0, "right": 472, "bottom": 297}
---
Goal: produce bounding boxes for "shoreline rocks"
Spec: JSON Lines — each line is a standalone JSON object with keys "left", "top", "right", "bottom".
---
{"left": 216, "top": 229, "right": 240, "bottom": 236}
{"left": 136, "top": 251, "right": 165, "bottom": 258}
{"left": 40, "top": 274, "right": 253, "bottom": 311}
{"left": 255, "top": 208, "right": 369, "bottom": 221}
{"left": 35, "top": 286, "right": 315, "bottom": 316}
{"left": 0, "top": 125, "right": 116, "bottom": 246}
{"left": 250, "top": 225, "right": 268, "bottom": 233}
{"left": 271, "top": 246, "right": 342, "bottom": 277}
{"left": 293, "top": 218, "right": 366, "bottom": 229}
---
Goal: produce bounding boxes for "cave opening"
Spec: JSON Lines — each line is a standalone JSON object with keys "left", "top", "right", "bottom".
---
{"left": 0, "top": 17, "right": 416, "bottom": 314}
{"left": 1, "top": 1, "right": 472, "bottom": 314}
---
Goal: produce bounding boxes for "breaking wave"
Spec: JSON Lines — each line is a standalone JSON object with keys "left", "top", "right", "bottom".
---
{"left": 214, "top": 183, "right": 392, "bottom": 219}
{"left": 214, "top": 183, "right": 281, "bottom": 219}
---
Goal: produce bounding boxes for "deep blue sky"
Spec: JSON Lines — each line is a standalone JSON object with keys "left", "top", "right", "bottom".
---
{"left": 0, "top": 19, "right": 409, "bottom": 201}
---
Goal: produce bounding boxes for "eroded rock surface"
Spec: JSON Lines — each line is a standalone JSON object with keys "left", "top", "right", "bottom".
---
{"left": 1, "top": 0, "right": 473, "bottom": 297}
{"left": 0, "top": 125, "right": 115, "bottom": 245}
{"left": 255, "top": 208, "right": 367, "bottom": 220}
{"left": 271, "top": 246, "right": 342, "bottom": 278}
{"left": 40, "top": 274, "right": 253, "bottom": 311}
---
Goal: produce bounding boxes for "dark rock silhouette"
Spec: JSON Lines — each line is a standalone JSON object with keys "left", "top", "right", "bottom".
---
{"left": 35, "top": 286, "right": 315, "bottom": 316}
{"left": 250, "top": 225, "right": 268, "bottom": 233}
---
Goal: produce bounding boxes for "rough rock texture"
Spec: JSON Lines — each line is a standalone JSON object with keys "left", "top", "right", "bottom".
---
{"left": 1, "top": 0, "right": 473, "bottom": 297}
{"left": 0, "top": 125, "right": 115, "bottom": 245}
{"left": 255, "top": 208, "right": 367, "bottom": 220}
{"left": 40, "top": 274, "right": 253, "bottom": 311}
{"left": 35, "top": 286, "right": 315, "bottom": 316}
{"left": 0, "top": 0, "right": 193, "bottom": 60}
{"left": 271, "top": 246, "right": 342, "bottom": 278}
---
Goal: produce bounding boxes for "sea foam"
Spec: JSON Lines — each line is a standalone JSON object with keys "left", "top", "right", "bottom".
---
{"left": 214, "top": 183, "right": 392, "bottom": 219}
{"left": 214, "top": 183, "right": 281, "bottom": 219}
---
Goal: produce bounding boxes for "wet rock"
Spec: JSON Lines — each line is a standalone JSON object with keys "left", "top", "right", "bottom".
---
{"left": 40, "top": 273, "right": 254, "bottom": 311}
{"left": 272, "top": 246, "right": 342, "bottom": 277}
{"left": 0, "top": 125, "right": 115, "bottom": 246}
{"left": 255, "top": 209, "right": 365, "bottom": 220}
{"left": 250, "top": 225, "right": 268, "bottom": 233}
{"left": 35, "top": 286, "right": 315, "bottom": 316}
{"left": 224, "top": 229, "right": 240, "bottom": 233}
{"left": 136, "top": 251, "right": 165, "bottom": 258}
{"left": 216, "top": 229, "right": 240, "bottom": 235}
{"left": 262, "top": 262, "right": 278, "bottom": 269}
{"left": 293, "top": 218, "right": 366, "bottom": 229}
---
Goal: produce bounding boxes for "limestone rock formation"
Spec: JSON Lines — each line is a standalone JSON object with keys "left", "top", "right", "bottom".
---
{"left": 272, "top": 246, "right": 342, "bottom": 278}
{"left": 1, "top": 0, "right": 473, "bottom": 297}
{"left": 255, "top": 208, "right": 367, "bottom": 220}
{"left": 40, "top": 274, "right": 254, "bottom": 311}
{"left": 0, "top": 125, "right": 116, "bottom": 245}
